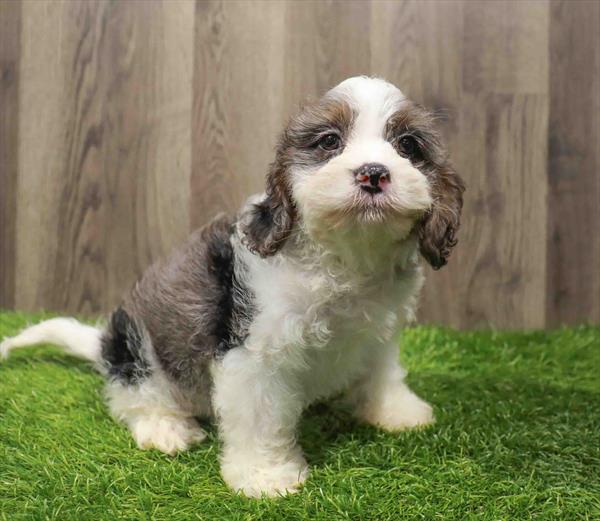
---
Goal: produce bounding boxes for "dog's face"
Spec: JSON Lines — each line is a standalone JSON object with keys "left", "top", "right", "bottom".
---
{"left": 243, "top": 77, "right": 465, "bottom": 269}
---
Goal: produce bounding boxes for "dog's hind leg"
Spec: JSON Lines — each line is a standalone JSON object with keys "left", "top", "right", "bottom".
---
{"left": 106, "top": 376, "right": 207, "bottom": 455}
{"left": 102, "top": 308, "right": 207, "bottom": 455}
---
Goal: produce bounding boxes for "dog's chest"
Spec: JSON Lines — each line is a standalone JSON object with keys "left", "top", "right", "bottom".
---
{"left": 296, "top": 286, "right": 405, "bottom": 402}
{"left": 246, "top": 258, "right": 423, "bottom": 402}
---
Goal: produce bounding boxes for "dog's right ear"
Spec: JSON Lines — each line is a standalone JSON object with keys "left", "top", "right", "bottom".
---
{"left": 417, "top": 163, "right": 465, "bottom": 270}
{"left": 241, "top": 153, "right": 296, "bottom": 257}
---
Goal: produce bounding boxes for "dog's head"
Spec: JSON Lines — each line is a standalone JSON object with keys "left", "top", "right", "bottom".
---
{"left": 242, "top": 76, "right": 465, "bottom": 269}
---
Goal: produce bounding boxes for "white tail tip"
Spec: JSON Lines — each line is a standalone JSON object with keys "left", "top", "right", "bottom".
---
{"left": 1, "top": 317, "right": 102, "bottom": 364}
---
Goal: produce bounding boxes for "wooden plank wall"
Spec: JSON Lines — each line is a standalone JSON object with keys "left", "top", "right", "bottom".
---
{"left": 0, "top": 0, "right": 21, "bottom": 310}
{"left": 0, "top": 0, "right": 598, "bottom": 329}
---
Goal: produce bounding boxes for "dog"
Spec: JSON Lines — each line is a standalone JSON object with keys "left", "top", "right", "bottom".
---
{"left": 1, "top": 76, "right": 465, "bottom": 497}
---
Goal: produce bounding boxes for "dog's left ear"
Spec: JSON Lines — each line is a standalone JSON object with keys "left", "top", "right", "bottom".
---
{"left": 417, "top": 164, "right": 465, "bottom": 270}
{"left": 241, "top": 154, "right": 296, "bottom": 257}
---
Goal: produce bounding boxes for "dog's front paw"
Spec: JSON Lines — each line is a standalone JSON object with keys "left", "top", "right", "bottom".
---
{"left": 221, "top": 451, "right": 309, "bottom": 498}
{"left": 357, "top": 385, "right": 435, "bottom": 432}
{"left": 131, "top": 415, "right": 207, "bottom": 455}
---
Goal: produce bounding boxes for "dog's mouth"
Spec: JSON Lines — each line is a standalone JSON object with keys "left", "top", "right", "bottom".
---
{"left": 347, "top": 186, "right": 427, "bottom": 224}
{"left": 359, "top": 185, "right": 383, "bottom": 195}
{"left": 353, "top": 185, "right": 390, "bottom": 207}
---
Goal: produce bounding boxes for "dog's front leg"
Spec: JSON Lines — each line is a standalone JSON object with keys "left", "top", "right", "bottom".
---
{"left": 348, "top": 341, "right": 435, "bottom": 431}
{"left": 211, "top": 347, "right": 307, "bottom": 497}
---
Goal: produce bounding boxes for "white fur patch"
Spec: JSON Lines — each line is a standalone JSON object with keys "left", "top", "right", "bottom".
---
{"left": 1, "top": 318, "right": 102, "bottom": 364}
{"left": 106, "top": 374, "right": 207, "bottom": 455}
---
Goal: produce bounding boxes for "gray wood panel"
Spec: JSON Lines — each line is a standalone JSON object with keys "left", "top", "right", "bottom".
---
{"left": 16, "top": 0, "right": 193, "bottom": 314}
{"left": 192, "top": 0, "right": 286, "bottom": 229}
{"left": 0, "top": 0, "right": 598, "bottom": 329}
{"left": 284, "top": 0, "right": 372, "bottom": 104}
{"left": 0, "top": 0, "right": 21, "bottom": 309}
{"left": 547, "top": 0, "right": 600, "bottom": 325}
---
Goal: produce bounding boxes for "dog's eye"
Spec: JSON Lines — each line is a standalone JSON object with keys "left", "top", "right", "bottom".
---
{"left": 398, "top": 135, "right": 419, "bottom": 158}
{"left": 317, "top": 133, "right": 341, "bottom": 151}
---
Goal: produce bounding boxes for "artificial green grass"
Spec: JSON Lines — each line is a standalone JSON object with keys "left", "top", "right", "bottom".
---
{"left": 0, "top": 311, "right": 599, "bottom": 520}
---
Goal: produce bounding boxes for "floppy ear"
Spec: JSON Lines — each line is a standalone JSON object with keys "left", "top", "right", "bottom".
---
{"left": 241, "top": 156, "right": 296, "bottom": 257}
{"left": 417, "top": 164, "right": 465, "bottom": 270}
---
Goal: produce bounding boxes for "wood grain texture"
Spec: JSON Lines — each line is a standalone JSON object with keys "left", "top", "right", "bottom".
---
{"left": 371, "top": 0, "right": 464, "bottom": 109}
{"left": 2, "top": 0, "right": 598, "bottom": 328}
{"left": 284, "top": 0, "right": 371, "bottom": 107}
{"left": 17, "top": 0, "right": 193, "bottom": 314}
{"left": 192, "top": 0, "right": 286, "bottom": 229}
{"left": 464, "top": 94, "right": 549, "bottom": 329}
{"left": 463, "top": 0, "right": 549, "bottom": 95}
{"left": 546, "top": 0, "right": 600, "bottom": 325}
{"left": 453, "top": 0, "right": 549, "bottom": 329}
{"left": 0, "top": 0, "right": 21, "bottom": 309}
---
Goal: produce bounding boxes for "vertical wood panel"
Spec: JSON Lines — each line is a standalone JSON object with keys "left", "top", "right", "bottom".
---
{"left": 547, "top": 0, "right": 600, "bottom": 325}
{"left": 17, "top": 0, "right": 193, "bottom": 314}
{"left": 462, "top": 0, "right": 549, "bottom": 95}
{"left": 191, "top": 0, "right": 286, "bottom": 229}
{"left": 0, "top": 0, "right": 21, "bottom": 309}
{"left": 371, "top": 0, "right": 464, "bottom": 108}
{"left": 16, "top": 0, "right": 69, "bottom": 311}
{"left": 457, "top": 1, "right": 549, "bottom": 329}
{"left": 284, "top": 0, "right": 371, "bottom": 108}
{"left": 465, "top": 94, "right": 549, "bottom": 328}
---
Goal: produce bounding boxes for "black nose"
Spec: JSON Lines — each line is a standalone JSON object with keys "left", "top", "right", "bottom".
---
{"left": 354, "top": 163, "right": 390, "bottom": 193}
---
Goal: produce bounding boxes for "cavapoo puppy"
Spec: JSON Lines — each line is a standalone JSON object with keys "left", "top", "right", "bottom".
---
{"left": 1, "top": 76, "right": 464, "bottom": 497}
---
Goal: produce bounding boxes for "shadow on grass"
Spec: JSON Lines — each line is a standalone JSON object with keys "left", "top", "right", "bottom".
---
{"left": 299, "top": 372, "right": 599, "bottom": 486}
{"left": 1, "top": 348, "right": 99, "bottom": 373}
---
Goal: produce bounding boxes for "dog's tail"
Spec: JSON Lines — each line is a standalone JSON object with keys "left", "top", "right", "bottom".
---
{"left": 0, "top": 318, "right": 103, "bottom": 366}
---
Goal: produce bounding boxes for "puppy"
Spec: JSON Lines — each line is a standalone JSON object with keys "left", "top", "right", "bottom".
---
{"left": 1, "top": 76, "right": 464, "bottom": 497}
